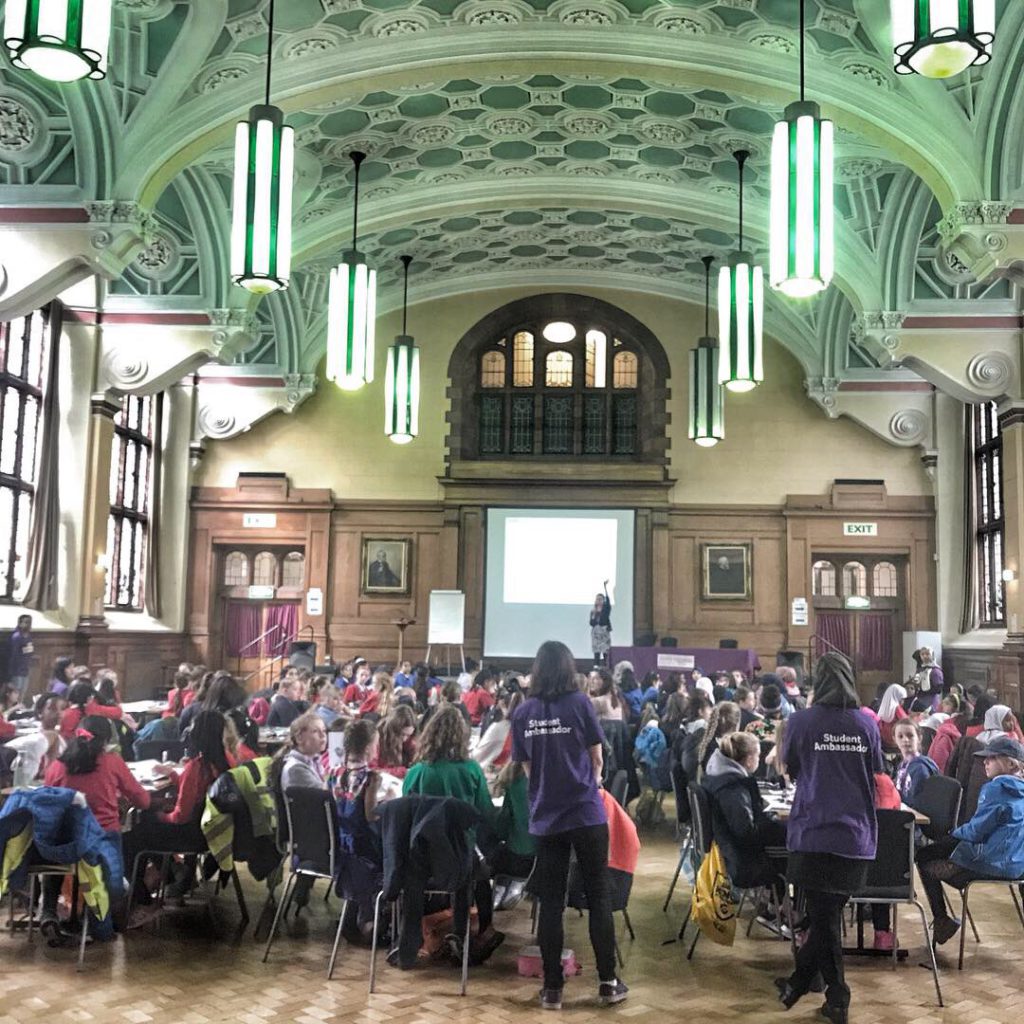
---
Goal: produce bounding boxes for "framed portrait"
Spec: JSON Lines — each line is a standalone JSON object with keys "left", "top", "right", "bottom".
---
{"left": 361, "top": 538, "right": 411, "bottom": 595}
{"left": 701, "top": 543, "right": 752, "bottom": 601}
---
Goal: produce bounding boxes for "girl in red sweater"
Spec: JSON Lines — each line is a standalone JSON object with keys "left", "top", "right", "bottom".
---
{"left": 40, "top": 716, "right": 150, "bottom": 943}
{"left": 59, "top": 681, "right": 123, "bottom": 740}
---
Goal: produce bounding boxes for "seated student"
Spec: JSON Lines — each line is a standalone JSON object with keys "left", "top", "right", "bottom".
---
{"left": 393, "top": 660, "right": 415, "bottom": 691}
{"left": 315, "top": 684, "right": 347, "bottom": 728}
{"left": 375, "top": 705, "right": 418, "bottom": 778}
{"left": 275, "top": 712, "right": 328, "bottom": 789}
{"left": 402, "top": 703, "right": 503, "bottom": 963}
{"left": 124, "top": 710, "right": 234, "bottom": 910}
{"left": 359, "top": 671, "right": 395, "bottom": 721}
{"left": 421, "top": 680, "right": 472, "bottom": 729}
{"left": 917, "top": 736, "right": 1024, "bottom": 945}
{"left": 677, "top": 693, "right": 713, "bottom": 780}
{"left": 177, "top": 671, "right": 214, "bottom": 734}
{"left": 48, "top": 657, "right": 74, "bottom": 698}
{"left": 202, "top": 671, "right": 259, "bottom": 760}
{"left": 132, "top": 713, "right": 180, "bottom": 760}
{"left": 735, "top": 685, "right": 761, "bottom": 730}
{"left": 640, "top": 671, "right": 662, "bottom": 708}
{"left": 267, "top": 675, "right": 305, "bottom": 728}
{"left": 341, "top": 661, "right": 372, "bottom": 707}
{"left": 694, "top": 701, "right": 741, "bottom": 780}
{"left": 41, "top": 715, "right": 150, "bottom": 942}
{"left": 701, "top": 731, "right": 787, "bottom": 893}
{"left": 328, "top": 719, "right": 383, "bottom": 944}
{"left": 492, "top": 759, "right": 537, "bottom": 878}
{"left": 618, "top": 669, "right": 644, "bottom": 723}
{"left": 462, "top": 669, "right": 497, "bottom": 727}
{"left": 876, "top": 684, "right": 909, "bottom": 753}
{"left": 472, "top": 691, "right": 522, "bottom": 773}
{"left": 59, "top": 681, "right": 124, "bottom": 740}
{"left": 6, "top": 696, "right": 65, "bottom": 784}
{"left": 949, "top": 702, "right": 1019, "bottom": 823}
{"left": 588, "top": 669, "right": 623, "bottom": 722}
{"left": 306, "top": 674, "right": 331, "bottom": 707}
{"left": 163, "top": 669, "right": 191, "bottom": 720}
{"left": 893, "top": 719, "right": 938, "bottom": 808}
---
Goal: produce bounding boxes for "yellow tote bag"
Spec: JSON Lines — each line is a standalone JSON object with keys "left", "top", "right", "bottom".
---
{"left": 690, "top": 841, "right": 737, "bottom": 946}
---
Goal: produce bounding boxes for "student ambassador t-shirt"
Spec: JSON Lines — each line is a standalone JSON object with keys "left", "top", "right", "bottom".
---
{"left": 511, "top": 690, "right": 607, "bottom": 837}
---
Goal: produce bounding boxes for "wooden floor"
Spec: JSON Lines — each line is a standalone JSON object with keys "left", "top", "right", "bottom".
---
{"left": 2, "top": 826, "right": 1023, "bottom": 1024}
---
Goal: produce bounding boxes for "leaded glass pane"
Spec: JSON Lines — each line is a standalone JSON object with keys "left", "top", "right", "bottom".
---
{"left": 510, "top": 395, "right": 534, "bottom": 453}
{"left": 612, "top": 395, "right": 636, "bottom": 453}
{"left": 512, "top": 331, "right": 534, "bottom": 387}
{"left": 543, "top": 395, "right": 573, "bottom": 453}
{"left": 582, "top": 394, "right": 606, "bottom": 453}
{"left": 545, "top": 350, "right": 573, "bottom": 388}
{"left": 480, "top": 395, "right": 503, "bottom": 453}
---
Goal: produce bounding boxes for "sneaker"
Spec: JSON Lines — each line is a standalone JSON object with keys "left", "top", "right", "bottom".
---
{"left": 819, "top": 1004, "right": 848, "bottom": 1024}
{"left": 931, "top": 915, "right": 961, "bottom": 946}
{"left": 598, "top": 980, "right": 629, "bottom": 1005}
{"left": 469, "top": 927, "right": 506, "bottom": 965}
{"left": 540, "top": 988, "right": 563, "bottom": 1010}
{"left": 39, "top": 914, "right": 67, "bottom": 948}
{"left": 873, "top": 929, "right": 895, "bottom": 952}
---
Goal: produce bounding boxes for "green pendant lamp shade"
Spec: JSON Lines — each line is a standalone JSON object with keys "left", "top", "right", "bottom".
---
{"left": 4, "top": 0, "right": 111, "bottom": 81}
{"left": 892, "top": 0, "right": 995, "bottom": 78}
{"left": 718, "top": 150, "right": 764, "bottom": 394}
{"left": 326, "top": 151, "right": 377, "bottom": 391}
{"left": 385, "top": 255, "right": 421, "bottom": 445}
{"left": 689, "top": 256, "right": 725, "bottom": 448}
{"left": 230, "top": 0, "right": 293, "bottom": 295}
{"left": 770, "top": 2, "right": 834, "bottom": 299}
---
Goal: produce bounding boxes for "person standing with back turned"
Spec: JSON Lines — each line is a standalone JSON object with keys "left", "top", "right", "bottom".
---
{"left": 776, "top": 652, "right": 882, "bottom": 1024}
{"left": 512, "top": 640, "right": 627, "bottom": 1011}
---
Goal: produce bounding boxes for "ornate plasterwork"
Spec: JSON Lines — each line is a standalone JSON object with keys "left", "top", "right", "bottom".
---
{"left": 966, "top": 352, "right": 1014, "bottom": 395}
{"left": 889, "top": 408, "right": 928, "bottom": 444}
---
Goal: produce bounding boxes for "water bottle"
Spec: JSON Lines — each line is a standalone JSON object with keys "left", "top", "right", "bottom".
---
{"left": 12, "top": 754, "right": 33, "bottom": 788}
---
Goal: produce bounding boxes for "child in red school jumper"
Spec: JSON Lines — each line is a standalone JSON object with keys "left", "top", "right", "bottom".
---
{"left": 59, "top": 681, "right": 123, "bottom": 740}
{"left": 163, "top": 669, "right": 191, "bottom": 719}
{"left": 41, "top": 715, "right": 150, "bottom": 942}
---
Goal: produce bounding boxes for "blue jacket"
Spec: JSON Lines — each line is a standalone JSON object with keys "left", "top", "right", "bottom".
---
{"left": 895, "top": 753, "right": 939, "bottom": 809}
{"left": 951, "top": 774, "right": 1024, "bottom": 878}
{"left": 622, "top": 689, "right": 644, "bottom": 722}
{"left": 635, "top": 724, "right": 670, "bottom": 792}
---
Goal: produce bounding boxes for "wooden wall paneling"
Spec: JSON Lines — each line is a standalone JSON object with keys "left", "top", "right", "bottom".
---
{"left": 785, "top": 515, "right": 813, "bottom": 654}
{"left": 634, "top": 508, "right": 653, "bottom": 641}
{"left": 650, "top": 510, "right": 670, "bottom": 639}
{"left": 668, "top": 533, "right": 697, "bottom": 627}
{"left": 459, "top": 506, "right": 485, "bottom": 657}
{"left": 303, "top": 512, "right": 332, "bottom": 654}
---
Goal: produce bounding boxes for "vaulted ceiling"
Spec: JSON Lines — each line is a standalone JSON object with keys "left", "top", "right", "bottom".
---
{"left": 1, "top": 0, "right": 1022, "bottom": 377}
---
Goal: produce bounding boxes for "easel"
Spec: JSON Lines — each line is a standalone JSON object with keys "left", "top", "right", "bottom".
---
{"left": 425, "top": 645, "right": 465, "bottom": 677}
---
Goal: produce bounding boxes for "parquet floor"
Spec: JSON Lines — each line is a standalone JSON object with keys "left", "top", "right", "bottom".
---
{"left": 2, "top": 825, "right": 1023, "bottom": 1024}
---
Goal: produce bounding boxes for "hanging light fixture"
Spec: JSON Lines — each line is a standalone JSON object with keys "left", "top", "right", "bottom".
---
{"left": 689, "top": 256, "right": 725, "bottom": 448}
{"left": 326, "top": 152, "right": 377, "bottom": 391}
{"left": 892, "top": 0, "right": 995, "bottom": 78}
{"left": 385, "top": 255, "right": 420, "bottom": 445}
{"left": 230, "top": 0, "right": 294, "bottom": 295}
{"left": 4, "top": 0, "right": 111, "bottom": 81}
{"left": 770, "top": 0, "right": 834, "bottom": 299}
{"left": 718, "top": 150, "right": 764, "bottom": 394}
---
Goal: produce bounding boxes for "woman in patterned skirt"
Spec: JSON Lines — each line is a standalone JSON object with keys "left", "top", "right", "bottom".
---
{"left": 589, "top": 581, "right": 612, "bottom": 665}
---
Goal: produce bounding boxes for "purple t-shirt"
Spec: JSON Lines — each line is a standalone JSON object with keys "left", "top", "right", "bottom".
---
{"left": 511, "top": 690, "right": 607, "bottom": 837}
{"left": 781, "top": 704, "right": 883, "bottom": 860}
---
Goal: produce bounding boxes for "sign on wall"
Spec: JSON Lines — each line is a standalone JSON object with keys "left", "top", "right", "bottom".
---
{"left": 243, "top": 513, "right": 277, "bottom": 529}
{"left": 306, "top": 587, "right": 323, "bottom": 616}
{"left": 843, "top": 522, "right": 877, "bottom": 537}
{"left": 791, "top": 597, "right": 809, "bottom": 626}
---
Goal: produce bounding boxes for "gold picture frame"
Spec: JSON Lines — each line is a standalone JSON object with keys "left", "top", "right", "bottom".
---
{"left": 701, "top": 543, "right": 752, "bottom": 601}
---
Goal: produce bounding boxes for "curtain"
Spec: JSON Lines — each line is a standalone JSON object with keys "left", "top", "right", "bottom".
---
{"left": 959, "top": 403, "right": 980, "bottom": 633}
{"left": 264, "top": 602, "right": 298, "bottom": 657}
{"left": 23, "top": 302, "right": 63, "bottom": 611}
{"left": 858, "top": 613, "right": 893, "bottom": 671}
{"left": 144, "top": 391, "right": 164, "bottom": 619}
{"left": 225, "top": 602, "right": 261, "bottom": 658}
{"left": 815, "top": 611, "right": 852, "bottom": 659}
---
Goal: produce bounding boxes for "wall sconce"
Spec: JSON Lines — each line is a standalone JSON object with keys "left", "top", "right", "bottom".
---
{"left": 1002, "top": 568, "right": 1017, "bottom": 583}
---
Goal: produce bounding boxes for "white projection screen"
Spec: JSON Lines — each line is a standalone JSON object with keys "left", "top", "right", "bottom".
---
{"left": 484, "top": 508, "right": 635, "bottom": 658}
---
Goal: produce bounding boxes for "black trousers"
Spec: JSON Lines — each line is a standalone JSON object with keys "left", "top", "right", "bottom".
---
{"left": 789, "top": 891, "right": 850, "bottom": 1010}
{"left": 534, "top": 823, "right": 616, "bottom": 990}
{"left": 916, "top": 836, "right": 988, "bottom": 919}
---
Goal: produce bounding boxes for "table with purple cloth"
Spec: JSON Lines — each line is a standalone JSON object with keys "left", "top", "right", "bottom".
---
{"left": 607, "top": 646, "right": 761, "bottom": 680}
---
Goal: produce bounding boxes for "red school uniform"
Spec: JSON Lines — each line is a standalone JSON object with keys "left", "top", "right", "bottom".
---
{"left": 44, "top": 752, "right": 151, "bottom": 832}
{"left": 59, "top": 701, "right": 123, "bottom": 740}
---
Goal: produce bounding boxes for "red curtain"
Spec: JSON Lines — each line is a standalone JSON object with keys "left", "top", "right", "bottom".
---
{"left": 815, "top": 612, "right": 852, "bottom": 659}
{"left": 264, "top": 602, "right": 298, "bottom": 657}
{"left": 858, "top": 613, "right": 893, "bottom": 671}
{"left": 225, "top": 603, "right": 261, "bottom": 658}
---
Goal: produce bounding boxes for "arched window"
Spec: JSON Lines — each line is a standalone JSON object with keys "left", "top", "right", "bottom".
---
{"left": 613, "top": 350, "right": 638, "bottom": 389}
{"left": 842, "top": 561, "right": 867, "bottom": 597}
{"left": 447, "top": 293, "right": 669, "bottom": 464}
{"left": 873, "top": 561, "right": 898, "bottom": 597}
{"left": 480, "top": 350, "right": 505, "bottom": 388}
{"left": 224, "top": 551, "right": 249, "bottom": 586}
{"left": 281, "top": 551, "right": 305, "bottom": 588}
{"left": 253, "top": 551, "right": 276, "bottom": 587}
{"left": 545, "top": 351, "right": 573, "bottom": 387}
{"left": 812, "top": 560, "right": 836, "bottom": 597}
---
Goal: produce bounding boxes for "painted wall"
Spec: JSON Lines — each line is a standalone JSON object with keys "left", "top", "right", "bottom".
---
{"left": 198, "top": 285, "right": 932, "bottom": 503}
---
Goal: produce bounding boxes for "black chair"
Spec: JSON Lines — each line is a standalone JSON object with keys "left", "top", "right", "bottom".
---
{"left": 681, "top": 782, "right": 712, "bottom": 956}
{"left": 566, "top": 860, "right": 635, "bottom": 966}
{"left": 262, "top": 787, "right": 349, "bottom": 978}
{"left": 914, "top": 775, "right": 962, "bottom": 843}
{"left": 134, "top": 740, "right": 186, "bottom": 763}
{"left": 919, "top": 725, "right": 937, "bottom": 755}
{"left": 956, "top": 873, "right": 1024, "bottom": 970}
{"left": 662, "top": 767, "right": 692, "bottom": 912}
{"left": 608, "top": 769, "right": 628, "bottom": 809}
{"left": 849, "top": 809, "right": 942, "bottom": 1005}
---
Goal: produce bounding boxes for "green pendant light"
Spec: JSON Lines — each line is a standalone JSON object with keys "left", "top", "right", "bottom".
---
{"left": 230, "top": 0, "right": 294, "bottom": 295}
{"left": 326, "top": 152, "right": 377, "bottom": 391}
{"left": 689, "top": 256, "right": 725, "bottom": 448}
{"left": 385, "top": 255, "right": 421, "bottom": 445}
{"left": 4, "top": 0, "right": 111, "bottom": 81}
{"left": 892, "top": 0, "right": 995, "bottom": 78}
{"left": 718, "top": 150, "right": 764, "bottom": 394}
{"left": 770, "top": 0, "right": 834, "bottom": 299}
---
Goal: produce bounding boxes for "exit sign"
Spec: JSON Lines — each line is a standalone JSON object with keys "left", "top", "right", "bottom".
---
{"left": 843, "top": 522, "right": 877, "bottom": 537}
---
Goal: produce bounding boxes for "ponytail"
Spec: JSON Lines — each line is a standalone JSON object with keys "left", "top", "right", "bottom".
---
{"left": 59, "top": 715, "right": 112, "bottom": 775}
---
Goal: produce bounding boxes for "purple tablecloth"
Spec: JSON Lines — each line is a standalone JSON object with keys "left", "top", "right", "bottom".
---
{"left": 608, "top": 646, "right": 761, "bottom": 680}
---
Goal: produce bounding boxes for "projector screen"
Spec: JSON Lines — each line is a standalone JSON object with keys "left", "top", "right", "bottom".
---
{"left": 484, "top": 508, "right": 635, "bottom": 659}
